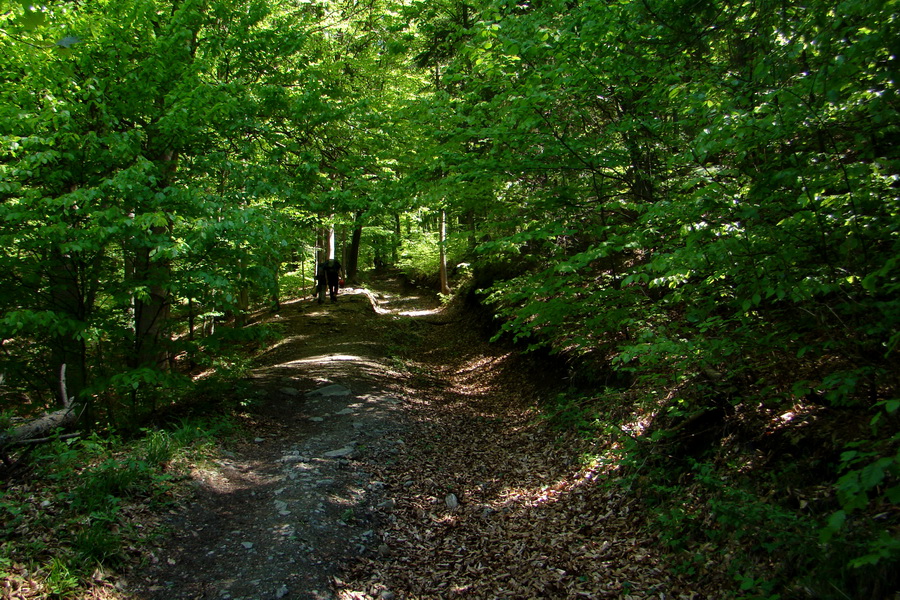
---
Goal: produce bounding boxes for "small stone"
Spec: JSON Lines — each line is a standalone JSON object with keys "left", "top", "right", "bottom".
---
{"left": 254, "top": 437, "right": 265, "bottom": 443}
{"left": 275, "top": 585, "right": 289, "bottom": 598}
{"left": 380, "top": 591, "right": 396, "bottom": 600}
{"left": 305, "top": 384, "right": 351, "bottom": 398}
{"left": 445, "top": 493, "right": 459, "bottom": 509}
{"left": 242, "top": 542, "right": 254, "bottom": 549}
{"left": 335, "top": 408, "right": 354, "bottom": 415}
{"left": 279, "top": 387, "right": 300, "bottom": 396}
{"left": 309, "top": 417, "right": 325, "bottom": 422}
{"left": 377, "top": 498, "right": 396, "bottom": 511}
{"left": 323, "top": 447, "right": 354, "bottom": 458}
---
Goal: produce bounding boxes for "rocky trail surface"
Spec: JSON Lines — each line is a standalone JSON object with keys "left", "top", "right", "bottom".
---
{"left": 121, "top": 275, "right": 713, "bottom": 600}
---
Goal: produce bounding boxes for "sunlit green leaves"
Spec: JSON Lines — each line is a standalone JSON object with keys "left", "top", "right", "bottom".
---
{"left": 0, "top": 0, "right": 387, "bottom": 412}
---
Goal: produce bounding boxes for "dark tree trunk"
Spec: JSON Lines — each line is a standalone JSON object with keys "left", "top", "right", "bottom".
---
{"left": 393, "top": 212, "right": 401, "bottom": 264}
{"left": 131, "top": 238, "right": 171, "bottom": 369}
{"left": 131, "top": 149, "right": 178, "bottom": 371}
{"left": 346, "top": 211, "right": 363, "bottom": 282}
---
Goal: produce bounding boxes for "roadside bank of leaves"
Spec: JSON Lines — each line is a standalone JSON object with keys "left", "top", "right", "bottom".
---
{"left": 337, "top": 310, "right": 719, "bottom": 599}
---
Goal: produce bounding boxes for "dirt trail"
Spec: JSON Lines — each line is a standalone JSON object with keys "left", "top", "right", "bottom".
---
{"left": 122, "top": 276, "right": 442, "bottom": 600}
{"left": 121, "top": 275, "right": 710, "bottom": 600}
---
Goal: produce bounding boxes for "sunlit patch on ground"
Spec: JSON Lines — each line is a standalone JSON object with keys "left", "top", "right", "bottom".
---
{"left": 260, "top": 334, "right": 311, "bottom": 352}
{"left": 281, "top": 353, "right": 376, "bottom": 365}
{"left": 397, "top": 308, "right": 441, "bottom": 317}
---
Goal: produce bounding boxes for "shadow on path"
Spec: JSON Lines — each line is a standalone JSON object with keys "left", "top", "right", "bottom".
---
{"left": 123, "top": 277, "right": 441, "bottom": 600}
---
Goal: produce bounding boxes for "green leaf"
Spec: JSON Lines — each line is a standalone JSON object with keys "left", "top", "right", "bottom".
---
{"left": 885, "top": 485, "right": 900, "bottom": 504}
{"left": 820, "top": 510, "right": 846, "bottom": 543}
{"left": 19, "top": 6, "right": 46, "bottom": 30}
{"left": 860, "top": 458, "right": 892, "bottom": 490}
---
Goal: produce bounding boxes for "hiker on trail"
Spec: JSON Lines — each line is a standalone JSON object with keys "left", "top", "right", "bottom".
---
{"left": 316, "top": 258, "right": 344, "bottom": 304}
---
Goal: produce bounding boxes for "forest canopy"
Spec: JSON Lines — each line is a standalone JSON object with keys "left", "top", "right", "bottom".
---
{"left": 1, "top": 0, "right": 898, "bottom": 597}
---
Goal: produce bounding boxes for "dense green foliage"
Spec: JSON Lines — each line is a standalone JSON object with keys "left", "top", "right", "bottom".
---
{"left": 1, "top": 0, "right": 898, "bottom": 596}
{"left": 396, "top": 0, "right": 900, "bottom": 596}
{"left": 0, "top": 0, "right": 411, "bottom": 422}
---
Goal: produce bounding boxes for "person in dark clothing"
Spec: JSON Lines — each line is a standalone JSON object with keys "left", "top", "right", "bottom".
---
{"left": 315, "top": 266, "right": 327, "bottom": 304}
{"left": 316, "top": 258, "right": 343, "bottom": 303}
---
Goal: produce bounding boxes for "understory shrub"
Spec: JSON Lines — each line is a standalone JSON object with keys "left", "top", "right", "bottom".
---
{"left": 0, "top": 417, "right": 231, "bottom": 597}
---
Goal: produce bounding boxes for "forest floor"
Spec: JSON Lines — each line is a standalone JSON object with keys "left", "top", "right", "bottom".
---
{"left": 116, "top": 273, "right": 720, "bottom": 600}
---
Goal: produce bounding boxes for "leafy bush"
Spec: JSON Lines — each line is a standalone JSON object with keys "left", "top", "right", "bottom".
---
{"left": 280, "top": 269, "right": 315, "bottom": 300}
{"left": 820, "top": 403, "right": 900, "bottom": 572}
{"left": 397, "top": 227, "right": 468, "bottom": 286}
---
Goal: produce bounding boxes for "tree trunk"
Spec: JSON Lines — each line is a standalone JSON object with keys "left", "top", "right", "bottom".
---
{"left": 465, "top": 209, "right": 477, "bottom": 250}
{"left": 346, "top": 211, "right": 363, "bottom": 282}
{"left": 439, "top": 209, "right": 451, "bottom": 295}
{"left": 271, "top": 270, "right": 280, "bottom": 310}
{"left": 318, "top": 226, "right": 332, "bottom": 262}
{"left": 0, "top": 406, "right": 82, "bottom": 449}
{"left": 327, "top": 224, "right": 336, "bottom": 260}
{"left": 131, "top": 149, "right": 178, "bottom": 370}
{"left": 131, "top": 239, "right": 171, "bottom": 369}
{"left": 235, "top": 258, "right": 250, "bottom": 327}
{"left": 392, "top": 212, "right": 401, "bottom": 265}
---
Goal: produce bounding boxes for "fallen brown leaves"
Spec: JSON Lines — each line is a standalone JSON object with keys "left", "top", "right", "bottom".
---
{"left": 337, "top": 310, "right": 715, "bottom": 600}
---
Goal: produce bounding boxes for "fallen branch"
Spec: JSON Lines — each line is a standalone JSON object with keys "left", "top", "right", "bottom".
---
{"left": 8, "top": 432, "right": 81, "bottom": 446}
{"left": 0, "top": 405, "right": 83, "bottom": 449}
{"left": 0, "top": 364, "right": 84, "bottom": 450}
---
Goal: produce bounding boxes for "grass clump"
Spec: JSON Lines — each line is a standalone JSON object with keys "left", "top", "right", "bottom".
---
{"left": 0, "top": 417, "right": 231, "bottom": 598}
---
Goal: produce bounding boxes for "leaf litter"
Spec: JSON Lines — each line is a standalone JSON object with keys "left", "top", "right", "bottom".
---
{"left": 3, "top": 275, "right": 721, "bottom": 600}
{"left": 335, "top": 297, "right": 714, "bottom": 600}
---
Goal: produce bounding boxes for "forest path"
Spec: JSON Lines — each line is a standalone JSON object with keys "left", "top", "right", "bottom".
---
{"left": 122, "top": 274, "right": 709, "bottom": 600}
{"left": 124, "top": 274, "right": 440, "bottom": 600}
